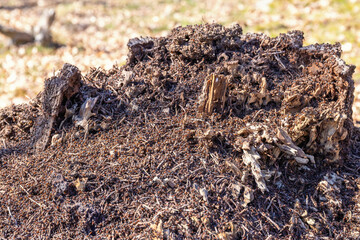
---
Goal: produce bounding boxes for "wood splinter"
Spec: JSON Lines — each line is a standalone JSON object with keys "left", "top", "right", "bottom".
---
{"left": 199, "top": 74, "right": 227, "bottom": 116}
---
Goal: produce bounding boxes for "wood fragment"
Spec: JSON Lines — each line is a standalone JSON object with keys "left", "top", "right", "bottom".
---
{"left": 199, "top": 74, "right": 227, "bottom": 115}
{"left": 260, "top": 212, "right": 281, "bottom": 231}
{"left": 243, "top": 147, "right": 268, "bottom": 193}
{"left": 0, "top": 9, "right": 55, "bottom": 46}
{"left": 32, "top": 63, "right": 81, "bottom": 151}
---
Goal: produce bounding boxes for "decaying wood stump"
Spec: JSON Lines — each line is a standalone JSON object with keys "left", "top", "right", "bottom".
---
{"left": 193, "top": 28, "right": 355, "bottom": 192}
{"left": 0, "top": 24, "right": 358, "bottom": 239}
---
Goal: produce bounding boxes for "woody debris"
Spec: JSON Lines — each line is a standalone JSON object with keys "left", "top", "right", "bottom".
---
{"left": 0, "top": 23, "right": 360, "bottom": 239}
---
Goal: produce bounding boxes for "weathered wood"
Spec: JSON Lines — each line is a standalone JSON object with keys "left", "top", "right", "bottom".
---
{"left": 32, "top": 63, "right": 81, "bottom": 151}
{"left": 33, "top": 8, "right": 55, "bottom": 45}
{"left": 0, "top": 8, "right": 55, "bottom": 46}
{"left": 199, "top": 74, "right": 227, "bottom": 115}
{"left": 0, "top": 25, "right": 34, "bottom": 45}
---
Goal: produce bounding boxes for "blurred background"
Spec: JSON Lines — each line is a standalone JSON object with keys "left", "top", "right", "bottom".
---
{"left": 0, "top": 0, "right": 359, "bottom": 122}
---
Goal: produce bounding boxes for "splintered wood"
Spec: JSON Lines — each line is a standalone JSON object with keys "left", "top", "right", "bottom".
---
{"left": 199, "top": 74, "right": 227, "bottom": 115}
{"left": 32, "top": 63, "right": 81, "bottom": 151}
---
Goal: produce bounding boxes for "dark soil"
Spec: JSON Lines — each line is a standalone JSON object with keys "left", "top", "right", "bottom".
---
{"left": 1, "top": 23, "right": 360, "bottom": 239}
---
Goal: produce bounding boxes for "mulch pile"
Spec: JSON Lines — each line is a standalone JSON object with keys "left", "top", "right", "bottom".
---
{"left": 1, "top": 23, "right": 360, "bottom": 239}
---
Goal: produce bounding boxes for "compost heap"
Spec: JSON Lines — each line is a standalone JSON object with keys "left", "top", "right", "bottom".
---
{"left": 1, "top": 23, "right": 360, "bottom": 239}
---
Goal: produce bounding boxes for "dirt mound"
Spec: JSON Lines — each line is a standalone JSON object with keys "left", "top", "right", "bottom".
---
{"left": 1, "top": 23, "right": 360, "bottom": 239}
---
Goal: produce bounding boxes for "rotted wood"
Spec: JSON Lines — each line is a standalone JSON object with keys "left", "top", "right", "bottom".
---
{"left": 199, "top": 74, "right": 228, "bottom": 116}
{"left": 0, "top": 8, "right": 55, "bottom": 46}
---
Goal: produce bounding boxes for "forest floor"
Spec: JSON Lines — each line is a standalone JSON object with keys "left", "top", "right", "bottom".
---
{"left": 1, "top": 22, "right": 360, "bottom": 239}
{"left": 1, "top": 1, "right": 360, "bottom": 238}
{"left": 1, "top": 0, "right": 360, "bottom": 124}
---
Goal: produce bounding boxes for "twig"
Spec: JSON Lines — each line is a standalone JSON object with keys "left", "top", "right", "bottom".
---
{"left": 260, "top": 212, "right": 280, "bottom": 231}
{"left": 262, "top": 51, "right": 285, "bottom": 55}
{"left": 19, "top": 184, "right": 45, "bottom": 208}
{"left": 7, "top": 206, "right": 18, "bottom": 227}
{"left": 274, "top": 54, "right": 286, "bottom": 70}
{"left": 1, "top": 138, "right": 6, "bottom": 148}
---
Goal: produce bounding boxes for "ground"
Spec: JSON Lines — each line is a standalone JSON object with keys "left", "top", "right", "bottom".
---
{"left": 1, "top": 1, "right": 360, "bottom": 239}
{"left": 0, "top": 23, "right": 360, "bottom": 239}
{"left": 1, "top": 0, "right": 360, "bottom": 125}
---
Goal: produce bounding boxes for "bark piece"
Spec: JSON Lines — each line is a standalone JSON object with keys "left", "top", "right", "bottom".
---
{"left": 74, "top": 96, "right": 99, "bottom": 130}
{"left": 32, "top": 63, "right": 81, "bottom": 151}
{"left": 242, "top": 147, "right": 267, "bottom": 193}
